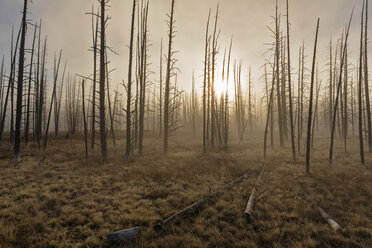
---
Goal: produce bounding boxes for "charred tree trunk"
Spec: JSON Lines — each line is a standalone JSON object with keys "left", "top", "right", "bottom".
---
{"left": 125, "top": 0, "right": 136, "bottom": 160}
{"left": 43, "top": 51, "right": 62, "bottom": 154}
{"left": 305, "top": 18, "right": 320, "bottom": 175}
{"left": 202, "top": 11, "right": 211, "bottom": 153}
{"left": 13, "top": 0, "right": 28, "bottom": 162}
{"left": 99, "top": 0, "right": 107, "bottom": 161}
{"left": 364, "top": 0, "right": 371, "bottom": 153}
{"left": 358, "top": 2, "right": 366, "bottom": 165}
{"left": 286, "top": 0, "right": 296, "bottom": 162}
{"left": 328, "top": 11, "right": 353, "bottom": 166}
{"left": 25, "top": 23, "right": 37, "bottom": 149}
{"left": 82, "top": 80, "right": 88, "bottom": 164}
{"left": 163, "top": 0, "right": 175, "bottom": 154}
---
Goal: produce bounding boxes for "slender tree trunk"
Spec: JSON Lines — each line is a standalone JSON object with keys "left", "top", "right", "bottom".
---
{"left": 328, "top": 11, "right": 353, "bottom": 166}
{"left": 99, "top": 0, "right": 107, "bottom": 161}
{"left": 125, "top": 0, "right": 136, "bottom": 160}
{"left": 211, "top": 5, "right": 219, "bottom": 150}
{"left": 305, "top": 18, "right": 320, "bottom": 175}
{"left": 358, "top": 2, "right": 366, "bottom": 165}
{"left": 225, "top": 36, "right": 232, "bottom": 149}
{"left": 82, "top": 80, "right": 88, "bottom": 165}
{"left": 43, "top": 51, "right": 62, "bottom": 154}
{"left": 25, "top": 23, "right": 37, "bottom": 149}
{"left": 275, "top": 2, "right": 284, "bottom": 147}
{"left": 159, "top": 39, "right": 163, "bottom": 136}
{"left": 203, "top": 11, "right": 211, "bottom": 153}
{"left": 286, "top": 0, "right": 296, "bottom": 162}
{"left": 364, "top": 0, "right": 371, "bottom": 153}
{"left": 163, "top": 0, "right": 175, "bottom": 154}
{"left": 264, "top": 57, "right": 277, "bottom": 160}
{"left": 91, "top": 9, "right": 98, "bottom": 153}
{"left": 13, "top": 0, "right": 28, "bottom": 162}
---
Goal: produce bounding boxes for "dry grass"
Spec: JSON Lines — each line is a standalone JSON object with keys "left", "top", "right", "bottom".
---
{"left": 0, "top": 133, "right": 371, "bottom": 248}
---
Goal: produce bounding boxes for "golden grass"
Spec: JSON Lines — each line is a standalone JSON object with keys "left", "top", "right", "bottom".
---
{"left": 0, "top": 133, "right": 371, "bottom": 248}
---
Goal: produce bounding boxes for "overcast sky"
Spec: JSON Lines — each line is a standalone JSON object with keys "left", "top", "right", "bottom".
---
{"left": 0, "top": 0, "right": 370, "bottom": 94}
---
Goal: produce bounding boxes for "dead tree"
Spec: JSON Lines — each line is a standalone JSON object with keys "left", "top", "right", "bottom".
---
{"left": 328, "top": 11, "right": 353, "bottom": 166}
{"left": 163, "top": 0, "right": 176, "bottom": 154}
{"left": 53, "top": 61, "right": 66, "bottom": 137}
{"left": 275, "top": 1, "right": 284, "bottom": 148}
{"left": 305, "top": 18, "right": 320, "bottom": 175}
{"left": 99, "top": 0, "right": 108, "bottom": 161}
{"left": 105, "top": 55, "right": 116, "bottom": 149}
{"left": 91, "top": 7, "right": 99, "bottom": 153}
{"left": 364, "top": 0, "right": 371, "bottom": 153}
{"left": 37, "top": 38, "right": 47, "bottom": 150}
{"left": 343, "top": 44, "right": 348, "bottom": 151}
{"left": 82, "top": 80, "right": 88, "bottom": 164}
{"left": 13, "top": 0, "right": 28, "bottom": 162}
{"left": 138, "top": 1, "right": 149, "bottom": 156}
{"left": 125, "top": 0, "right": 136, "bottom": 160}
{"left": 159, "top": 39, "right": 163, "bottom": 135}
{"left": 358, "top": 2, "right": 366, "bottom": 165}
{"left": 43, "top": 51, "right": 62, "bottom": 154}
{"left": 0, "top": 26, "right": 20, "bottom": 144}
{"left": 24, "top": 23, "right": 37, "bottom": 148}
{"left": 286, "top": 0, "right": 296, "bottom": 162}
{"left": 264, "top": 58, "right": 277, "bottom": 160}
{"left": 202, "top": 10, "right": 211, "bottom": 153}
{"left": 192, "top": 70, "right": 196, "bottom": 136}
{"left": 224, "top": 36, "right": 232, "bottom": 149}
{"left": 211, "top": 5, "right": 219, "bottom": 150}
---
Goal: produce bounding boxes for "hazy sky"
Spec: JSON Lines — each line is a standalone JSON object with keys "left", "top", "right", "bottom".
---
{"left": 0, "top": 0, "right": 370, "bottom": 94}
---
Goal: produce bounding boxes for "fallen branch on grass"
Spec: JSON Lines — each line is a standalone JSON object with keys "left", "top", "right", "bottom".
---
{"left": 154, "top": 168, "right": 253, "bottom": 230}
{"left": 106, "top": 227, "right": 140, "bottom": 241}
{"left": 299, "top": 184, "right": 342, "bottom": 231}
{"left": 243, "top": 162, "right": 268, "bottom": 222}
{"left": 106, "top": 166, "right": 257, "bottom": 242}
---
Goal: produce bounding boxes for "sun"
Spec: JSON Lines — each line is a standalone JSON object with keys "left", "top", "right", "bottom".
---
{"left": 214, "top": 78, "right": 234, "bottom": 98}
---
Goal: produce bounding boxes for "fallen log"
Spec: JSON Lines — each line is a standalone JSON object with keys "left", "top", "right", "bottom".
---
{"left": 299, "top": 184, "right": 341, "bottom": 231}
{"left": 106, "top": 167, "right": 255, "bottom": 242}
{"left": 106, "top": 227, "right": 140, "bottom": 242}
{"left": 154, "top": 168, "right": 252, "bottom": 230}
{"left": 243, "top": 162, "right": 268, "bottom": 221}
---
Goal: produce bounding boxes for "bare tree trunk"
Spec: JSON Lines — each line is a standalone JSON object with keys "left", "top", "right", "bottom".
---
{"left": 82, "top": 80, "right": 88, "bottom": 165}
{"left": 139, "top": 1, "right": 149, "bottom": 156}
{"left": 13, "top": 0, "right": 28, "bottom": 162}
{"left": 343, "top": 45, "right": 348, "bottom": 152}
{"left": 358, "top": 2, "right": 366, "bottom": 165}
{"left": 264, "top": 58, "right": 277, "bottom": 160}
{"left": 43, "top": 51, "right": 62, "bottom": 154}
{"left": 159, "top": 39, "right": 163, "bottom": 136}
{"left": 125, "top": 0, "right": 136, "bottom": 160}
{"left": 106, "top": 55, "right": 116, "bottom": 149}
{"left": 91, "top": 8, "right": 98, "bottom": 153}
{"left": 286, "top": 0, "right": 296, "bottom": 162}
{"left": 99, "top": 0, "right": 107, "bottom": 161}
{"left": 0, "top": 26, "right": 20, "bottom": 143}
{"left": 192, "top": 70, "right": 196, "bottom": 136}
{"left": 211, "top": 5, "right": 219, "bottom": 150}
{"left": 329, "top": 39, "right": 333, "bottom": 132}
{"left": 25, "top": 23, "right": 37, "bottom": 149}
{"left": 203, "top": 10, "right": 211, "bottom": 153}
{"left": 163, "top": 0, "right": 176, "bottom": 154}
{"left": 364, "top": 0, "right": 371, "bottom": 153}
{"left": 305, "top": 18, "right": 320, "bottom": 175}
{"left": 275, "top": 2, "right": 284, "bottom": 147}
{"left": 328, "top": 11, "right": 353, "bottom": 166}
{"left": 225, "top": 36, "right": 232, "bottom": 149}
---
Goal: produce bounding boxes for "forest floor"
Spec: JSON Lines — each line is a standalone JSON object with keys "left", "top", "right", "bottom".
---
{"left": 0, "top": 133, "right": 371, "bottom": 248}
